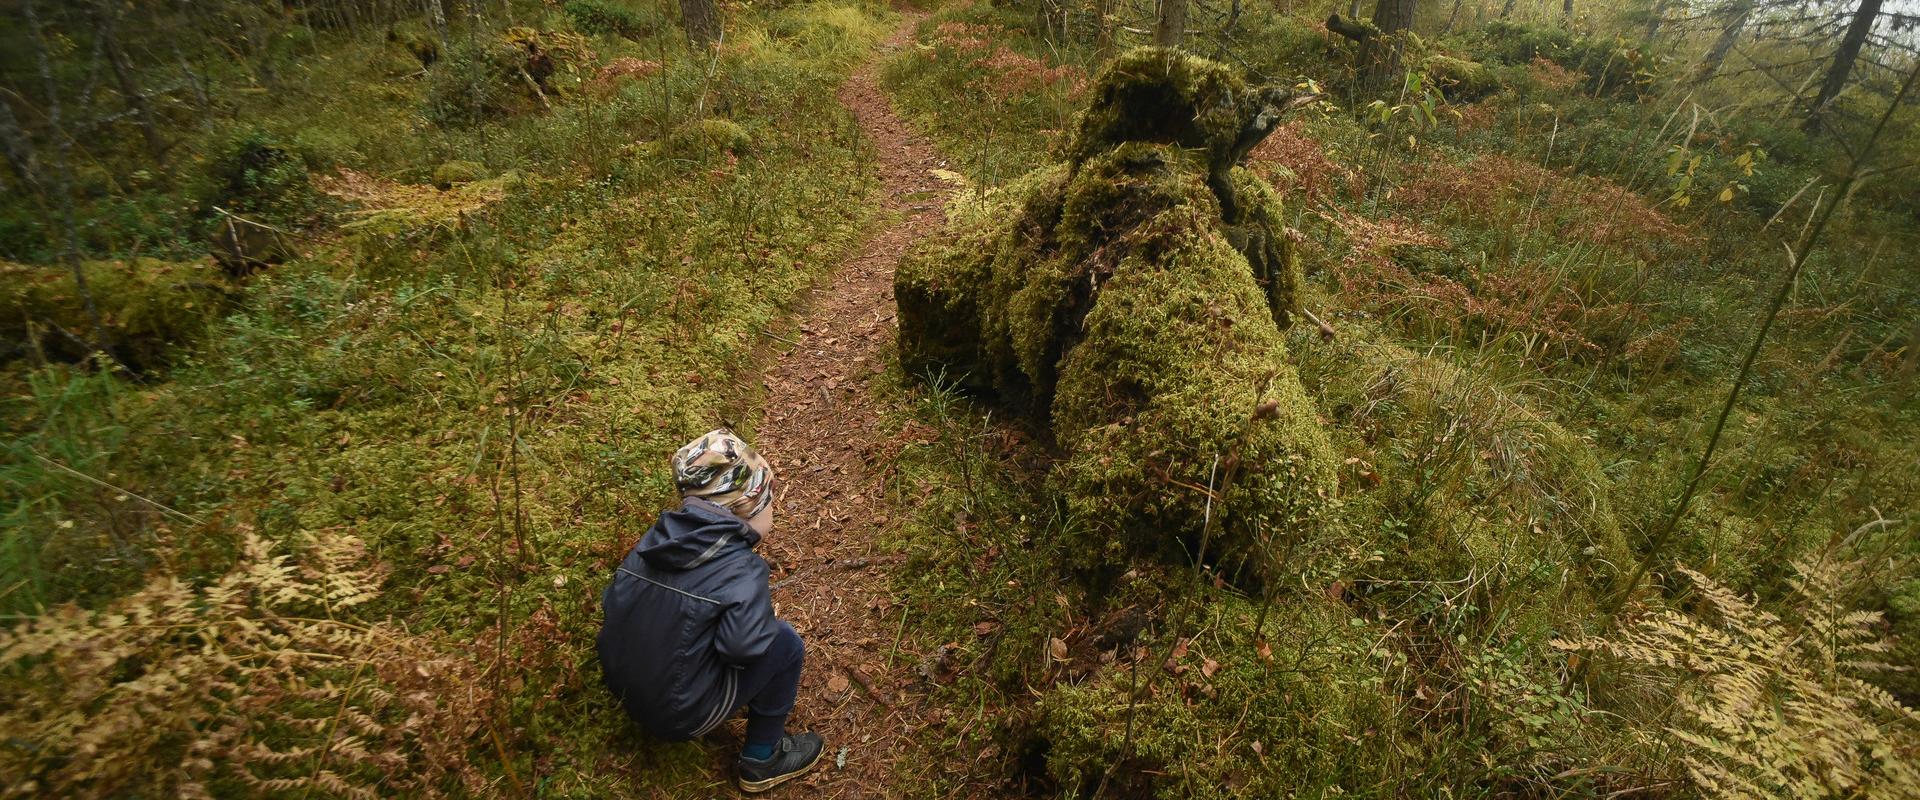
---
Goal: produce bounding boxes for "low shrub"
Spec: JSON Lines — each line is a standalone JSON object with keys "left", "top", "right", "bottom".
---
{"left": 422, "top": 28, "right": 592, "bottom": 126}
{"left": 200, "top": 129, "right": 325, "bottom": 228}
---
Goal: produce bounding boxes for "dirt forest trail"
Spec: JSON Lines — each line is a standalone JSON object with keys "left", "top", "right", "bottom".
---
{"left": 728, "top": 12, "right": 954, "bottom": 797}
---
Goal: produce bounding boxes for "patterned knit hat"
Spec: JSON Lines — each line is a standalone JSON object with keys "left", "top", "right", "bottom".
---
{"left": 670, "top": 429, "right": 775, "bottom": 520}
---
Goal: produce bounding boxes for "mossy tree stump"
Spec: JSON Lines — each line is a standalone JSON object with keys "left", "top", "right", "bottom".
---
{"left": 897, "top": 48, "right": 1335, "bottom": 580}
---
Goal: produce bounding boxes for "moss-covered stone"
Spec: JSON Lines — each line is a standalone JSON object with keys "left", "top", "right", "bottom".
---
{"left": 897, "top": 49, "right": 1331, "bottom": 578}
{"left": 1422, "top": 54, "right": 1499, "bottom": 100}
{"left": 1, "top": 259, "right": 231, "bottom": 371}
{"left": 431, "top": 159, "right": 487, "bottom": 190}
{"left": 651, "top": 118, "right": 753, "bottom": 163}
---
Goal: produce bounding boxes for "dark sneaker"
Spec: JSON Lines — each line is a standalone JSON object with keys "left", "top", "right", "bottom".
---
{"left": 735, "top": 732, "right": 826, "bottom": 793}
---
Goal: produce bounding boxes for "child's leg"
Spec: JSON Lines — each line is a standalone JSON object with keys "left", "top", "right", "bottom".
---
{"left": 731, "top": 620, "right": 804, "bottom": 758}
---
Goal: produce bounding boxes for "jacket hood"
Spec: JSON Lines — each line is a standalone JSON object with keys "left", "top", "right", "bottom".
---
{"left": 636, "top": 498, "right": 759, "bottom": 571}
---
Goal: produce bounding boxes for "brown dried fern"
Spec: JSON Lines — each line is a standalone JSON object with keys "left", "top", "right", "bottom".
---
{"left": 1557, "top": 558, "right": 1920, "bottom": 799}
{"left": 0, "top": 529, "right": 490, "bottom": 798}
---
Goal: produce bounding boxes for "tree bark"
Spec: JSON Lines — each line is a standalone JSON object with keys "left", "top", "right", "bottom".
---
{"left": 680, "top": 0, "right": 722, "bottom": 49}
{"left": 1365, "top": 0, "right": 1417, "bottom": 88}
{"left": 1693, "top": 0, "right": 1752, "bottom": 84}
{"left": 1154, "top": 0, "right": 1187, "bottom": 47}
{"left": 1499, "top": 0, "right": 1517, "bottom": 18}
{"left": 1805, "top": 0, "right": 1884, "bottom": 131}
{"left": 1641, "top": 0, "right": 1669, "bottom": 45}
{"left": 0, "top": 96, "right": 36, "bottom": 189}
{"left": 1096, "top": 0, "right": 1115, "bottom": 57}
{"left": 93, "top": 0, "right": 165, "bottom": 162}
{"left": 25, "top": 0, "right": 106, "bottom": 359}
{"left": 1562, "top": 0, "right": 1574, "bottom": 26}
{"left": 1443, "top": 0, "right": 1463, "bottom": 35}
{"left": 1328, "top": 0, "right": 1416, "bottom": 88}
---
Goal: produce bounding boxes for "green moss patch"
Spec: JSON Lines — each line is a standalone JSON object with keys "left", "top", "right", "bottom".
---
{"left": 652, "top": 118, "right": 752, "bottom": 163}
{"left": 1, "top": 259, "right": 231, "bottom": 371}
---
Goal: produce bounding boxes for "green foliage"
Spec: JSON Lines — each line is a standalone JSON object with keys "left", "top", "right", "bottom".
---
{"left": 423, "top": 38, "right": 534, "bottom": 125}
{"left": 1474, "top": 20, "right": 1652, "bottom": 97}
{"left": 1033, "top": 599, "right": 1391, "bottom": 799}
{"left": 565, "top": 0, "right": 656, "bottom": 39}
{"left": 880, "top": 6, "right": 1087, "bottom": 184}
{"left": 422, "top": 27, "right": 591, "bottom": 127}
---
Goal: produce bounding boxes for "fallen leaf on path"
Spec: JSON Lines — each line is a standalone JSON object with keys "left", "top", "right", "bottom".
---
{"left": 827, "top": 673, "right": 850, "bottom": 694}
{"left": 1048, "top": 637, "right": 1069, "bottom": 662}
{"left": 1201, "top": 658, "right": 1220, "bottom": 678}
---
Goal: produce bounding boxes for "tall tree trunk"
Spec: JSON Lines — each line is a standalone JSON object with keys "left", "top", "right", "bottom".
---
{"left": 680, "top": 0, "right": 721, "bottom": 49}
{"left": 1806, "top": 0, "right": 1884, "bottom": 131}
{"left": 1694, "top": 0, "right": 1752, "bottom": 84}
{"left": 1499, "top": 0, "right": 1516, "bottom": 19}
{"left": 429, "top": 0, "right": 449, "bottom": 47}
{"left": 1364, "top": 0, "right": 1417, "bottom": 88}
{"left": 25, "top": 0, "right": 106, "bottom": 360}
{"left": 1096, "top": 0, "right": 1116, "bottom": 57}
{"left": 1641, "top": 0, "right": 1669, "bottom": 44}
{"left": 93, "top": 1, "right": 165, "bottom": 162}
{"left": 1443, "top": 0, "right": 1463, "bottom": 34}
{"left": 0, "top": 97, "right": 36, "bottom": 189}
{"left": 1328, "top": 0, "right": 1417, "bottom": 89}
{"left": 1154, "top": 0, "right": 1187, "bottom": 47}
{"left": 1562, "top": 0, "right": 1574, "bottom": 25}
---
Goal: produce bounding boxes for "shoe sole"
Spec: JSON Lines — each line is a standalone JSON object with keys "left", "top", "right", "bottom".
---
{"left": 737, "top": 745, "right": 826, "bottom": 794}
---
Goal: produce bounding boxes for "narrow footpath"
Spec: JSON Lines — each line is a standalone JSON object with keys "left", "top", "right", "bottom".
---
{"left": 740, "top": 15, "right": 950, "bottom": 797}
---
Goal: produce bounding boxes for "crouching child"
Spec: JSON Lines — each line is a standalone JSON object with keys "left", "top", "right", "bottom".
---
{"left": 597, "top": 429, "right": 825, "bottom": 793}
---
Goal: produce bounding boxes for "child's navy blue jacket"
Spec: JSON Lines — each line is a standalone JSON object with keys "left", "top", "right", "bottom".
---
{"left": 597, "top": 497, "right": 778, "bottom": 740}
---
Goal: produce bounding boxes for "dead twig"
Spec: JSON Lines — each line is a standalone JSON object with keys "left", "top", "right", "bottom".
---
{"left": 758, "top": 328, "right": 800, "bottom": 346}
{"left": 1301, "top": 307, "right": 1337, "bottom": 340}
{"left": 846, "top": 667, "right": 890, "bottom": 707}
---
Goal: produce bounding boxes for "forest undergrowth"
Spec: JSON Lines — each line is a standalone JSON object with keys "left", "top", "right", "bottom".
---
{"left": 2, "top": 0, "right": 892, "bottom": 795}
